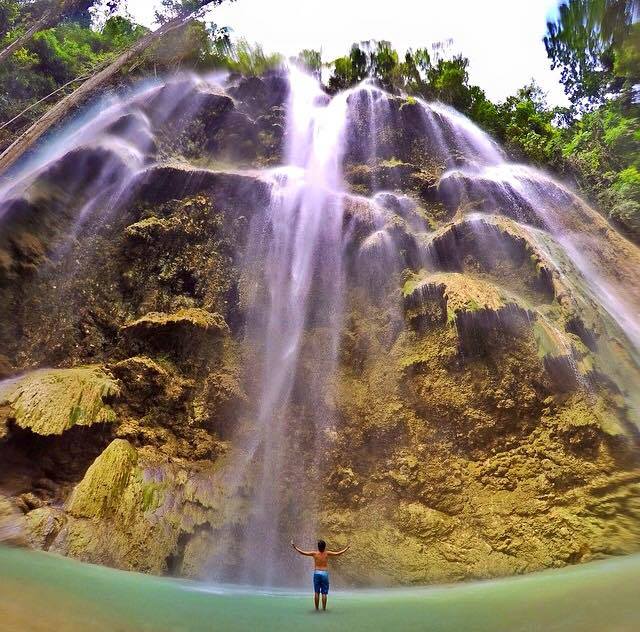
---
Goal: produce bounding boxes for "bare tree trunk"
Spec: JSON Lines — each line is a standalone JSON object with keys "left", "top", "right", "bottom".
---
{"left": 0, "top": 1, "right": 219, "bottom": 174}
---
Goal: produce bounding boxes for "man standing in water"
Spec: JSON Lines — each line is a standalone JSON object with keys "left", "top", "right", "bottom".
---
{"left": 291, "top": 538, "right": 350, "bottom": 611}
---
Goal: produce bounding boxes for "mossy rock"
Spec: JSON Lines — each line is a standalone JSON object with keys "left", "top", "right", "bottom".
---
{"left": 0, "top": 354, "right": 13, "bottom": 380}
{"left": 554, "top": 395, "right": 629, "bottom": 442}
{"left": 425, "top": 216, "right": 556, "bottom": 302}
{"left": 130, "top": 165, "right": 270, "bottom": 208}
{"left": 0, "top": 367, "right": 119, "bottom": 436}
{"left": 123, "top": 308, "right": 228, "bottom": 336}
{"left": 124, "top": 216, "right": 183, "bottom": 241}
{"left": 57, "top": 449, "right": 226, "bottom": 575}
{"left": 403, "top": 271, "right": 529, "bottom": 338}
{"left": 395, "top": 502, "right": 456, "bottom": 541}
{"left": 425, "top": 272, "right": 511, "bottom": 316}
{"left": 66, "top": 439, "right": 139, "bottom": 520}
{"left": 122, "top": 308, "right": 229, "bottom": 360}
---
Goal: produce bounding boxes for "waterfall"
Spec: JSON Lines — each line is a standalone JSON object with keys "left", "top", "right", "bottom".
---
{"left": 230, "top": 72, "right": 640, "bottom": 585}
{"left": 1, "top": 65, "right": 639, "bottom": 588}
{"left": 211, "top": 66, "right": 350, "bottom": 586}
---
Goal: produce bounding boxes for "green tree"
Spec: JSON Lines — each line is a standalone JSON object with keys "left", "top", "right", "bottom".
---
{"left": 328, "top": 42, "right": 369, "bottom": 91}
{"left": 495, "top": 82, "right": 562, "bottom": 165}
{"left": 0, "top": 1, "right": 115, "bottom": 65}
{"left": 155, "top": 0, "right": 220, "bottom": 23}
{"left": 544, "top": 0, "right": 640, "bottom": 108}
{"left": 0, "top": 0, "right": 20, "bottom": 38}
{"left": 0, "top": 13, "right": 146, "bottom": 151}
{"left": 426, "top": 55, "right": 472, "bottom": 110}
{"left": 401, "top": 47, "right": 430, "bottom": 94}
{"left": 295, "top": 49, "right": 321, "bottom": 78}
{"left": 370, "top": 40, "right": 400, "bottom": 90}
{"left": 561, "top": 98, "right": 640, "bottom": 237}
{"left": 222, "top": 38, "right": 281, "bottom": 76}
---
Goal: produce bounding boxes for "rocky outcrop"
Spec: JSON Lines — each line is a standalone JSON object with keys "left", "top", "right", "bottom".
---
{"left": 403, "top": 271, "right": 534, "bottom": 356}
{"left": 37, "top": 437, "right": 226, "bottom": 576}
{"left": 323, "top": 283, "right": 640, "bottom": 584}
{"left": 130, "top": 165, "right": 271, "bottom": 208}
{"left": 0, "top": 367, "right": 119, "bottom": 436}
{"left": 122, "top": 308, "right": 229, "bottom": 360}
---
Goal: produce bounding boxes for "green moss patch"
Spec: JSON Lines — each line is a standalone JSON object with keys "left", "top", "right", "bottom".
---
{"left": 67, "top": 439, "right": 139, "bottom": 520}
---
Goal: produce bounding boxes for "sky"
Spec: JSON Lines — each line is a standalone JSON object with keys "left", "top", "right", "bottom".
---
{"left": 126, "top": 0, "right": 569, "bottom": 107}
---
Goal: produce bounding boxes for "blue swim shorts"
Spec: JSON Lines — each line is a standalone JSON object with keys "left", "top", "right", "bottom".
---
{"left": 313, "top": 570, "right": 329, "bottom": 595}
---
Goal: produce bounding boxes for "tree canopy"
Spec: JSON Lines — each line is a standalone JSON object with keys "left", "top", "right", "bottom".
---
{"left": 544, "top": 0, "right": 639, "bottom": 108}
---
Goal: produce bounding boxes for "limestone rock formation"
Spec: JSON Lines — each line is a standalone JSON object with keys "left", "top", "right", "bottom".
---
{"left": 0, "top": 367, "right": 119, "bottom": 436}
{"left": 0, "top": 70, "right": 638, "bottom": 587}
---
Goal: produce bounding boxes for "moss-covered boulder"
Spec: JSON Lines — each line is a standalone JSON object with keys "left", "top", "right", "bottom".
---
{"left": 30, "top": 440, "right": 226, "bottom": 576}
{"left": 130, "top": 165, "right": 270, "bottom": 208}
{"left": 321, "top": 282, "right": 640, "bottom": 585}
{"left": 0, "top": 367, "right": 119, "bottom": 436}
{"left": 67, "top": 439, "right": 138, "bottom": 520}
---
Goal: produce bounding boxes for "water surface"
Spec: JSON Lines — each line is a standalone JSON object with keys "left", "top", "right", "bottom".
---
{"left": 1, "top": 546, "right": 639, "bottom": 631}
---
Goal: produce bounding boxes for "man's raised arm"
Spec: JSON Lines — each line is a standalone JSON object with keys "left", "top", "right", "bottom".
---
{"left": 327, "top": 543, "right": 350, "bottom": 556}
{"left": 291, "top": 539, "right": 314, "bottom": 555}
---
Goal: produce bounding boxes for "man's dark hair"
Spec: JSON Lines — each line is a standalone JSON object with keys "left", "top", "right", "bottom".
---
{"left": 317, "top": 539, "right": 326, "bottom": 552}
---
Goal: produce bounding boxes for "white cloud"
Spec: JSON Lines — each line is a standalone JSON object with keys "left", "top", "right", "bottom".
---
{"left": 125, "top": 0, "right": 569, "bottom": 106}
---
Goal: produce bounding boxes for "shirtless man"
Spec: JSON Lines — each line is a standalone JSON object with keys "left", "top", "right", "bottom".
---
{"left": 291, "top": 538, "right": 350, "bottom": 611}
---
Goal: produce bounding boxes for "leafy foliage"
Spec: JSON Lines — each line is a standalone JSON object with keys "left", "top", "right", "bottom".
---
{"left": 0, "top": 13, "right": 143, "bottom": 149}
{"left": 295, "top": 48, "right": 321, "bottom": 78}
{"left": 221, "top": 38, "right": 282, "bottom": 76}
{"left": 543, "top": 0, "right": 640, "bottom": 238}
{"left": 142, "top": 20, "right": 231, "bottom": 71}
{"left": 492, "top": 84, "right": 563, "bottom": 166}
{"left": 544, "top": 0, "right": 639, "bottom": 108}
{"left": 561, "top": 99, "right": 640, "bottom": 235}
{"left": 0, "top": 0, "right": 20, "bottom": 38}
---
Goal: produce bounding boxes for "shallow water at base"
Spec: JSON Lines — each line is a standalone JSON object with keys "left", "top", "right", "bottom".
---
{"left": 1, "top": 546, "right": 639, "bottom": 632}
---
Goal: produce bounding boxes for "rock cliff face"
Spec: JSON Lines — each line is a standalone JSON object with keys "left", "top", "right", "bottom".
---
{"left": 0, "top": 71, "right": 639, "bottom": 585}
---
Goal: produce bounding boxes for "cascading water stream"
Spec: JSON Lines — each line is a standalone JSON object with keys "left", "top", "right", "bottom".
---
{"left": 436, "top": 141, "right": 640, "bottom": 360}
{"left": 210, "top": 67, "right": 350, "bottom": 586}
{"left": 220, "top": 71, "right": 640, "bottom": 587}
{"left": 336, "top": 80, "right": 640, "bottom": 420}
